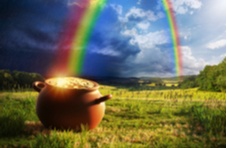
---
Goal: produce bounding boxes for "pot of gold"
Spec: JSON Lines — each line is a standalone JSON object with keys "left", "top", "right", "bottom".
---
{"left": 33, "top": 77, "right": 112, "bottom": 131}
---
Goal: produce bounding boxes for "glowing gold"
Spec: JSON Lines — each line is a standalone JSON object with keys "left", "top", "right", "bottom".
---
{"left": 56, "top": 78, "right": 68, "bottom": 87}
{"left": 46, "top": 77, "right": 96, "bottom": 89}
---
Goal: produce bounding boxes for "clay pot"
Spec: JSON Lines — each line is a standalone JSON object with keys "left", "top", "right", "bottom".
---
{"left": 33, "top": 77, "right": 111, "bottom": 131}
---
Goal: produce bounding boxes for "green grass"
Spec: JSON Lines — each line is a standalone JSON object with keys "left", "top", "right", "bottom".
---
{"left": 0, "top": 86, "right": 225, "bottom": 147}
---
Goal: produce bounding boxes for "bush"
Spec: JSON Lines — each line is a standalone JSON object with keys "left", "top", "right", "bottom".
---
{"left": 190, "top": 104, "right": 226, "bottom": 136}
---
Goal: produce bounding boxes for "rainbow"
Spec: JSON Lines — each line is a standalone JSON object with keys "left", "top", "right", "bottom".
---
{"left": 162, "top": 0, "right": 183, "bottom": 79}
{"left": 49, "top": 0, "right": 183, "bottom": 78}
{"left": 50, "top": 0, "right": 106, "bottom": 76}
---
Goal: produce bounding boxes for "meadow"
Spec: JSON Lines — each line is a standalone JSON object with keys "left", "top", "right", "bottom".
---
{"left": 0, "top": 85, "right": 225, "bottom": 147}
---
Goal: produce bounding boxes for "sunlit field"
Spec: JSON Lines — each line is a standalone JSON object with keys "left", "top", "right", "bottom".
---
{"left": 0, "top": 85, "right": 225, "bottom": 147}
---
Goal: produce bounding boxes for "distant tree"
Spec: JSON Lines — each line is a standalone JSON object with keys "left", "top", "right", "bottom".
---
{"left": 0, "top": 70, "right": 14, "bottom": 90}
{"left": 0, "top": 69, "right": 44, "bottom": 90}
{"left": 213, "top": 58, "right": 226, "bottom": 92}
{"left": 196, "top": 58, "right": 226, "bottom": 92}
{"left": 179, "top": 75, "right": 198, "bottom": 89}
{"left": 12, "top": 71, "right": 44, "bottom": 89}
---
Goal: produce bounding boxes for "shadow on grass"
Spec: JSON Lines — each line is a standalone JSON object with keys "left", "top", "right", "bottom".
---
{"left": 0, "top": 112, "right": 49, "bottom": 138}
{"left": 0, "top": 112, "right": 26, "bottom": 137}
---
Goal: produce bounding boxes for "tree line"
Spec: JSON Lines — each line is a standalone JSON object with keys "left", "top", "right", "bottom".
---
{"left": 180, "top": 57, "right": 226, "bottom": 92}
{"left": 0, "top": 57, "right": 225, "bottom": 92}
{"left": 0, "top": 70, "right": 44, "bottom": 90}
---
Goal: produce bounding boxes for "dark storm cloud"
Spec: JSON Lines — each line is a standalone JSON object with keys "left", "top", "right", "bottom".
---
{"left": 0, "top": 0, "right": 69, "bottom": 74}
{"left": 0, "top": 0, "right": 68, "bottom": 51}
{"left": 84, "top": 34, "right": 141, "bottom": 77}
{"left": 115, "top": 45, "right": 175, "bottom": 77}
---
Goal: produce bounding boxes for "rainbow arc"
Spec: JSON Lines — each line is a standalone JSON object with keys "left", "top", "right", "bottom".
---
{"left": 50, "top": 0, "right": 106, "bottom": 76}
{"left": 162, "top": 0, "right": 183, "bottom": 79}
{"left": 49, "top": 0, "right": 183, "bottom": 78}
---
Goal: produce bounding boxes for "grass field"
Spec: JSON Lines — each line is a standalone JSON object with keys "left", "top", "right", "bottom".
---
{"left": 0, "top": 86, "right": 225, "bottom": 147}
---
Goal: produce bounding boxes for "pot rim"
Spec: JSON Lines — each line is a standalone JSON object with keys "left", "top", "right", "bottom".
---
{"left": 45, "top": 77, "right": 99, "bottom": 91}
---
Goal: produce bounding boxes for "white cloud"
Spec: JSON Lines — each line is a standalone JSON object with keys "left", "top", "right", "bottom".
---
{"left": 91, "top": 46, "right": 121, "bottom": 57}
{"left": 175, "top": 0, "right": 225, "bottom": 73}
{"left": 121, "top": 28, "right": 137, "bottom": 38}
{"left": 170, "top": 0, "right": 202, "bottom": 14}
{"left": 111, "top": 5, "right": 164, "bottom": 33}
{"left": 134, "top": 30, "right": 169, "bottom": 49}
{"left": 136, "top": 21, "right": 150, "bottom": 30}
{"left": 110, "top": 4, "right": 123, "bottom": 15}
{"left": 122, "top": 29, "right": 169, "bottom": 49}
{"left": 106, "top": 2, "right": 214, "bottom": 77}
{"left": 122, "top": 29, "right": 171, "bottom": 74}
{"left": 137, "top": 0, "right": 142, "bottom": 5}
{"left": 219, "top": 53, "right": 226, "bottom": 59}
{"left": 67, "top": 0, "right": 87, "bottom": 7}
{"left": 206, "top": 39, "right": 226, "bottom": 50}
{"left": 181, "top": 46, "right": 206, "bottom": 74}
{"left": 67, "top": 0, "right": 103, "bottom": 7}
{"left": 118, "top": 5, "right": 169, "bottom": 53}
{"left": 115, "top": 6, "right": 173, "bottom": 77}
{"left": 125, "top": 7, "right": 162, "bottom": 21}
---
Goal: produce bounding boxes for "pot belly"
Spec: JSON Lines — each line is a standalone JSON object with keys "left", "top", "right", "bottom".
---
{"left": 36, "top": 95, "right": 105, "bottom": 131}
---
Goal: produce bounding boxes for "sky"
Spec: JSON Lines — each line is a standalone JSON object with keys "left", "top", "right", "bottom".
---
{"left": 0, "top": 0, "right": 226, "bottom": 78}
